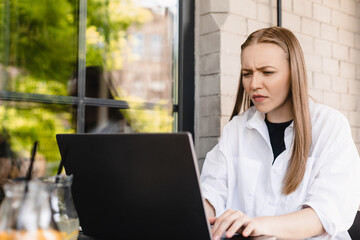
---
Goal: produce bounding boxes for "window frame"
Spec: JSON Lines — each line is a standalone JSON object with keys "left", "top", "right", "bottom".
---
{"left": 177, "top": 0, "right": 195, "bottom": 138}
{"left": 0, "top": 0, "right": 195, "bottom": 136}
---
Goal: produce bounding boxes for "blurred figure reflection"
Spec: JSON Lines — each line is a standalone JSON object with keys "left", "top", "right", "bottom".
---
{"left": 0, "top": 131, "right": 46, "bottom": 202}
{"left": 68, "top": 66, "right": 128, "bottom": 133}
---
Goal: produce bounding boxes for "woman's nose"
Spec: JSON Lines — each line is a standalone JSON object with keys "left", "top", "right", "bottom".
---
{"left": 250, "top": 73, "right": 262, "bottom": 90}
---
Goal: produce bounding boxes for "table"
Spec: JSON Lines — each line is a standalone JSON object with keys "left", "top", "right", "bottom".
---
{"left": 77, "top": 232, "right": 276, "bottom": 240}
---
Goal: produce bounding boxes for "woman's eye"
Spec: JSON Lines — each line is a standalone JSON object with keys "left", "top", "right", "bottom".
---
{"left": 263, "top": 71, "right": 274, "bottom": 75}
{"left": 243, "top": 73, "right": 252, "bottom": 77}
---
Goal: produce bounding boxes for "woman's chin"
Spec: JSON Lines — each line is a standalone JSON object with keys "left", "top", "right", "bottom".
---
{"left": 254, "top": 106, "right": 269, "bottom": 114}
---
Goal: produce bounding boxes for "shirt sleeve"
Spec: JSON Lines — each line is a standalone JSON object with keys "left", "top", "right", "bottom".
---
{"left": 200, "top": 124, "right": 232, "bottom": 217}
{"left": 303, "top": 117, "right": 360, "bottom": 238}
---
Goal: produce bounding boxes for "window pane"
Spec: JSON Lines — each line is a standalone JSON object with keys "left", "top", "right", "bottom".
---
{"left": 0, "top": 0, "right": 78, "bottom": 96}
{"left": 85, "top": 0, "right": 178, "bottom": 107}
{"left": 0, "top": 101, "right": 75, "bottom": 182}
{"left": 84, "top": 105, "right": 173, "bottom": 133}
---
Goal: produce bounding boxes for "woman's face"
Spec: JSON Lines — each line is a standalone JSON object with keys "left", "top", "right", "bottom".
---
{"left": 241, "top": 43, "right": 292, "bottom": 122}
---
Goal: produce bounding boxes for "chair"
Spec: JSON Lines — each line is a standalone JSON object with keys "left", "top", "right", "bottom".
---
{"left": 348, "top": 211, "right": 360, "bottom": 239}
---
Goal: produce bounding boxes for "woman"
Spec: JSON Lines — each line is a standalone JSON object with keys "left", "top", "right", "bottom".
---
{"left": 200, "top": 27, "right": 360, "bottom": 240}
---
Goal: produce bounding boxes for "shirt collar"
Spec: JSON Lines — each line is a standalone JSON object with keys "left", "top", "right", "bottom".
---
{"left": 246, "top": 97, "right": 316, "bottom": 130}
{"left": 245, "top": 107, "right": 271, "bottom": 146}
{"left": 245, "top": 106, "right": 296, "bottom": 130}
{"left": 245, "top": 107, "right": 266, "bottom": 130}
{"left": 246, "top": 106, "right": 267, "bottom": 135}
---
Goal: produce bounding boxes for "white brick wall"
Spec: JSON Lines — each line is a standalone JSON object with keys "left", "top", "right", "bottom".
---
{"left": 333, "top": 77, "right": 348, "bottom": 93}
{"left": 341, "top": 93, "right": 357, "bottom": 111}
{"left": 338, "top": 29, "right": 355, "bottom": 47}
{"left": 350, "top": 48, "right": 360, "bottom": 63}
{"left": 257, "top": 3, "right": 272, "bottom": 23}
{"left": 294, "top": 0, "right": 312, "bottom": 17}
{"left": 323, "top": 0, "right": 340, "bottom": 9}
{"left": 282, "top": 0, "right": 292, "bottom": 11}
{"left": 229, "top": 0, "right": 257, "bottom": 18}
{"left": 340, "top": 62, "right": 356, "bottom": 79}
{"left": 314, "top": 39, "right": 332, "bottom": 57}
{"left": 282, "top": 12, "right": 301, "bottom": 32}
{"left": 322, "top": 57, "right": 339, "bottom": 75}
{"left": 199, "top": 32, "right": 220, "bottom": 55}
{"left": 332, "top": 43, "right": 348, "bottom": 61}
{"left": 320, "top": 23, "right": 338, "bottom": 42}
{"left": 313, "top": 72, "right": 332, "bottom": 90}
{"left": 302, "top": 18, "right": 321, "bottom": 37}
{"left": 199, "top": 74, "right": 220, "bottom": 96}
{"left": 306, "top": 54, "right": 322, "bottom": 72}
{"left": 349, "top": 80, "right": 360, "bottom": 94}
{"left": 313, "top": 3, "right": 331, "bottom": 23}
{"left": 324, "top": 91, "right": 341, "bottom": 109}
{"left": 340, "top": 0, "right": 357, "bottom": 16}
{"left": 296, "top": 33, "right": 314, "bottom": 53}
{"left": 349, "top": 111, "right": 360, "bottom": 127}
{"left": 356, "top": 34, "right": 360, "bottom": 49}
{"left": 195, "top": 0, "right": 360, "bottom": 168}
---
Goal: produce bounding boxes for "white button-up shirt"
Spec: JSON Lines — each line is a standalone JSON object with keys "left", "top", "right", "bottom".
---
{"left": 200, "top": 100, "right": 360, "bottom": 239}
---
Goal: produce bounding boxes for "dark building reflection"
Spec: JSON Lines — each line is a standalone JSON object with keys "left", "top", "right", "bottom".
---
{"left": 69, "top": 66, "right": 128, "bottom": 133}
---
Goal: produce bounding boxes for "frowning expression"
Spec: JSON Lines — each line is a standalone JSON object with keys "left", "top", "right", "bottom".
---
{"left": 241, "top": 43, "right": 292, "bottom": 122}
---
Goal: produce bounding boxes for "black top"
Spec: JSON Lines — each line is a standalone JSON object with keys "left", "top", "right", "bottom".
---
{"left": 265, "top": 118, "right": 293, "bottom": 164}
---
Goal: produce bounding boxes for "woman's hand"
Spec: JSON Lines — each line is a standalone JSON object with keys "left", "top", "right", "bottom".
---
{"left": 209, "top": 209, "right": 265, "bottom": 240}
{"left": 204, "top": 199, "right": 215, "bottom": 218}
{"left": 210, "top": 207, "right": 324, "bottom": 240}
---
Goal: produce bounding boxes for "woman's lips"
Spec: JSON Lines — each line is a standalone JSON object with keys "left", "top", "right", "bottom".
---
{"left": 252, "top": 95, "right": 268, "bottom": 102}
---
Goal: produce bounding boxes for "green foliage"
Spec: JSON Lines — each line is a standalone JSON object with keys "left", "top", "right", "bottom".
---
{"left": 118, "top": 94, "right": 173, "bottom": 133}
{"left": 1, "top": 0, "right": 77, "bottom": 85}
{"left": 86, "top": 0, "right": 152, "bottom": 70}
{"left": 85, "top": 1, "right": 174, "bottom": 133}
{"left": 0, "top": 104, "right": 74, "bottom": 175}
{"left": 123, "top": 107, "right": 173, "bottom": 133}
{"left": 12, "top": 74, "right": 67, "bottom": 96}
{"left": 0, "top": 0, "right": 78, "bottom": 175}
{"left": 0, "top": 0, "right": 173, "bottom": 176}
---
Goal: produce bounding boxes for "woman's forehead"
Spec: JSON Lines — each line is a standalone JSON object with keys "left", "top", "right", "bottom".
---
{"left": 241, "top": 43, "right": 288, "bottom": 68}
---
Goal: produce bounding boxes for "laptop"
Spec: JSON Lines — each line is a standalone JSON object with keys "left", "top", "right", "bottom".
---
{"left": 56, "top": 133, "right": 264, "bottom": 240}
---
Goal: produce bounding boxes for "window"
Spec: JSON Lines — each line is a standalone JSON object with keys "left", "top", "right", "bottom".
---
{"left": 0, "top": 0, "right": 194, "bottom": 177}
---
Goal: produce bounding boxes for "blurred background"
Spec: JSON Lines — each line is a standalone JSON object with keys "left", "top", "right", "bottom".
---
{"left": 0, "top": 0, "right": 184, "bottom": 181}
{"left": 1, "top": 0, "right": 360, "bottom": 187}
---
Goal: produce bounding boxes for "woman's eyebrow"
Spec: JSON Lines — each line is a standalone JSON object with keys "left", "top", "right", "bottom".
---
{"left": 241, "top": 66, "right": 276, "bottom": 71}
{"left": 258, "top": 65, "right": 276, "bottom": 70}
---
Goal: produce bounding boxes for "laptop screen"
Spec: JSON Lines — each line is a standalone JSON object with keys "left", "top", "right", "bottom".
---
{"left": 56, "top": 133, "right": 212, "bottom": 239}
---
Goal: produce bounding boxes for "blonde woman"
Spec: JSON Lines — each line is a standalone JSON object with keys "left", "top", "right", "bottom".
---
{"left": 200, "top": 27, "right": 360, "bottom": 240}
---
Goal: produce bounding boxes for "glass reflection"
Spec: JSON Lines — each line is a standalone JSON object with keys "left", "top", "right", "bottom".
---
{"left": 0, "top": 0, "right": 78, "bottom": 96}
{"left": 0, "top": 101, "right": 75, "bottom": 183}
{"left": 84, "top": 106, "right": 173, "bottom": 133}
{"left": 85, "top": 0, "right": 177, "bottom": 105}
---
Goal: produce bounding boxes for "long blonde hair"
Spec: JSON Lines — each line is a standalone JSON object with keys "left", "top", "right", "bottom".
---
{"left": 230, "top": 27, "right": 311, "bottom": 195}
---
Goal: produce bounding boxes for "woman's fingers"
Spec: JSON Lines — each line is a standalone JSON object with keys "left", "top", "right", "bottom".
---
{"left": 209, "top": 217, "right": 216, "bottom": 224}
{"left": 242, "top": 221, "right": 255, "bottom": 237}
{"left": 225, "top": 217, "right": 248, "bottom": 238}
{"left": 211, "top": 210, "right": 234, "bottom": 235}
{"left": 211, "top": 210, "right": 247, "bottom": 239}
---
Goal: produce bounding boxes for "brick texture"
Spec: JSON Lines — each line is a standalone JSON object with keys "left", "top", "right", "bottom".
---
{"left": 195, "top": 0, "right": 360, "bottom": 167}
